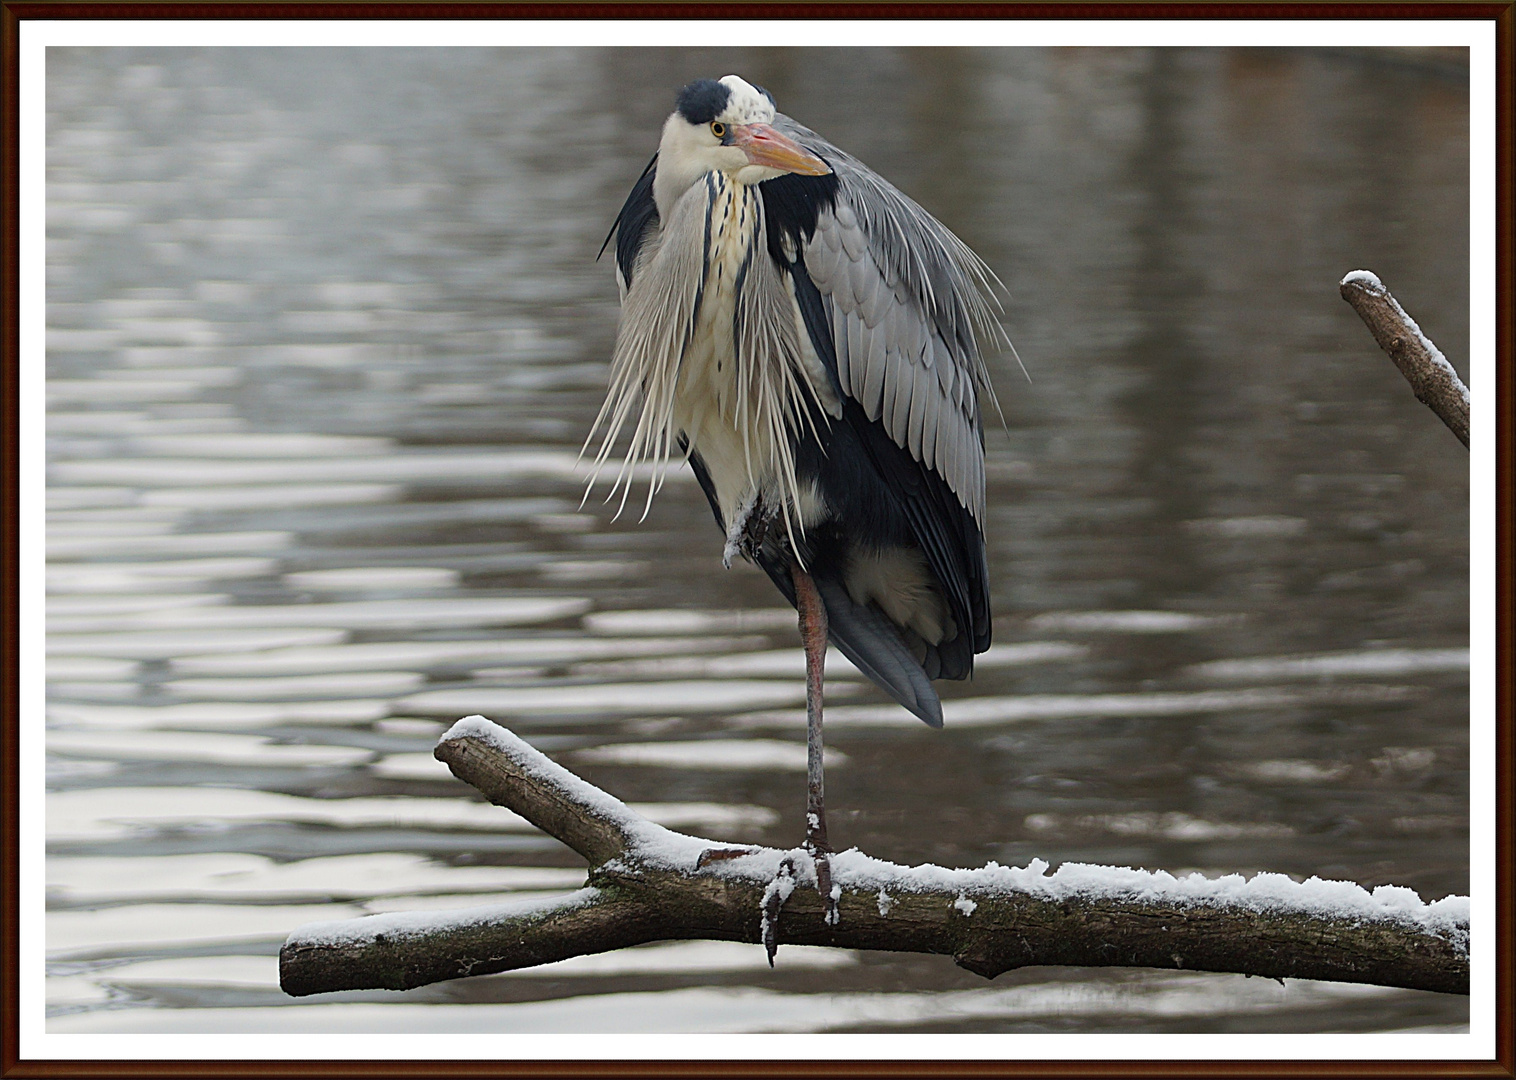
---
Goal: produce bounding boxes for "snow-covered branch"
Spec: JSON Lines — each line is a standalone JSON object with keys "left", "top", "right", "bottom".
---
{"left": 279, "top": 716, "right": 1469, "bottom": 998}
{"left": 1340, "top": 270, "right": 1469, "bottom": 448}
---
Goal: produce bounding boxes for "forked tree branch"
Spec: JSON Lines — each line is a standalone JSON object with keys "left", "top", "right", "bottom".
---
{"left": 1340, "top": 270, "right": 1470, "bottom": 447}
{"left": 279, "top": 717, "right": 1469, "bottom": 998}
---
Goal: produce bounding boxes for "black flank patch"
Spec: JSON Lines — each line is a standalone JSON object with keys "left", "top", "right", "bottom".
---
{"left": 760, "top": 171, "right": 840, "bottom": 269}
{"left": 603, "top": 153, "right": 658, "bottom": 290}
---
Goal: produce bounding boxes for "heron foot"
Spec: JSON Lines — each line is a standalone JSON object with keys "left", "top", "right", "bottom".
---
{"left": 722, "top": 492, "right": 774, "bottom": 569}
{"left": 806, "top": 827, "right": 839, "bottom": 927}
{"left": 760, "top": 856, "right": 797, "bottom": 966}
{"left": 806, "top": 799, "right": 838, "bottom": 925}
{"left": 808, "top": 848, "right": 839, "bottom": 927}
{"left": 755, "top": 841, "right": 839, "bottom": 966}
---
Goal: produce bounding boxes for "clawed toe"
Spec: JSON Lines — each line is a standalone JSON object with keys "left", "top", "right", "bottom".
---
{"left": 758, "top": 843, "right": 840, "bottom": 966}
{"left": 808, "top": 843, "right": 839, "bottom": 927}
{"left": 760, "top": 856, "right": 797, "bottom": 965}
{"left": 695, "top": 845, "right": 762, "bottom": 869}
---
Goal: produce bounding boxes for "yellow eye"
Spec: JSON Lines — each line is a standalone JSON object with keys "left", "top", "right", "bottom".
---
{"left": 710, "top": 122, "right": 726, "bottom": 139}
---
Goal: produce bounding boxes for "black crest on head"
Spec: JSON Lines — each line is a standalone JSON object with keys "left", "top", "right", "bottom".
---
{"left": 675, "top": 79, "right": 731, "bottom": 125}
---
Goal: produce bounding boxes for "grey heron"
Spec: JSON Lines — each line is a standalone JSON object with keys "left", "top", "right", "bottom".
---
{"left": 591, "top": 75, "right": 1004, "bottom": 931}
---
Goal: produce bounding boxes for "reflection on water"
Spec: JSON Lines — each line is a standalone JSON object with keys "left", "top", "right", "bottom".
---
{"left": 45, "top": 47, "right": 1469, "bottom": 1034}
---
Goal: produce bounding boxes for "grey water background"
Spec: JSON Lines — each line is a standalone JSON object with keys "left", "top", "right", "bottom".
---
{"left": 44, "top": 47, "right": 1471, "bottom": 1035}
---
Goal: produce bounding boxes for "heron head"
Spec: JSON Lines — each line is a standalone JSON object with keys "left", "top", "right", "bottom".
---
{"left": 653, "top": 76, "right": 831, "bottom": 217}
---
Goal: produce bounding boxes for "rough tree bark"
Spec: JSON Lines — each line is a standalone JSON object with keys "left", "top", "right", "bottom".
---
{"left": 1340, "top": 270, "right": 1470, "bottom": 447}
{"left": 280, "top": 717, "right": 1469, "bottom": 999}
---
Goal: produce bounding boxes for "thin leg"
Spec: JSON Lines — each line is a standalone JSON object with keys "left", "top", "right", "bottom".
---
{"left": 790, "top": 558, "right": 838, "bottom": 925}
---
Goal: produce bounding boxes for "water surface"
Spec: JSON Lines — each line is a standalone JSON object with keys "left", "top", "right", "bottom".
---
{"left": 45, "top": 46, "right": 1470, "bottom": 1035}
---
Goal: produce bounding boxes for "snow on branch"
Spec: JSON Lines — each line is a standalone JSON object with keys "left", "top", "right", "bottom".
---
{"left": 279, "top": 716, "right": 1469, "bottom": 998}
{"left": 1340, "top": 270, "right": 1469, "bottom": 448}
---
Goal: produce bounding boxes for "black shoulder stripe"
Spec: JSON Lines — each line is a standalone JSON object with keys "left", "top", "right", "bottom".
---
{"left": 759, "top": 170, "right": 839, "bottom": 268}
{"left": 759, "top": 171, "right": 843, "bottom": 400}
{"left": 600, "top": 153, "right": 659, "bottom": 289}
{"left": 786, "top": 255, "right": 843, "bottom": 402}
{"left": 680, "top": 435, "right": 726, "bottom": 533}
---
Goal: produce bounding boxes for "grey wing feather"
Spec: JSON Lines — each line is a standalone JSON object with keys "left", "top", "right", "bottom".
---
{"left": 830, "top": 301, "right": 851, "bottom": 390}
{"left": 889, "top": 346, "right": 912, "bottom": 435}
{"left": 907, "top": 359, "right": 931, "bottom": 461}
{"left": 774, "top": 114, "right": 1002, "bottom": 523}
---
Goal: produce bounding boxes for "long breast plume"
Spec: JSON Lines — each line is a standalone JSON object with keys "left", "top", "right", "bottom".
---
{"left": 730, "top": 193, "right": 829, "bottom": 553}
{"left": 583, "top": 182, "right": 708, "bottom": 520}
{"left": 586, "top": 176, "right": 831, "bottom": 553}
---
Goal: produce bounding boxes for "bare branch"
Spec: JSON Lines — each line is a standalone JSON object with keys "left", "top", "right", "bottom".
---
{"left": 1340, "top": 270, "right": 1469, "bottom": 447}
{"left": 280, "top": 717, "right": 1469, "bottom": 998}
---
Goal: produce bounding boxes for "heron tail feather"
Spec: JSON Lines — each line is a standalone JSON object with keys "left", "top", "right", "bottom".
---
{"left": 812, "top": 576, "right": 944, "bottom": 728}
{"left": 755, "top": 549, "right": 944, "bottom": 728}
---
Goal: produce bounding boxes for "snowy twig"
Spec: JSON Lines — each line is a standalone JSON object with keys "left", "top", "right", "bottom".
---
{"left": 279, "top": 716, "right": 1469, "bottom": 998}
{"left": 1340, "top": 270, "right": 1469, "bottom": 448}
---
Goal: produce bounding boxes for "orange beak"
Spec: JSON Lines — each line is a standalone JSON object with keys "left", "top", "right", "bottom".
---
{"left": 733, "top": 123, "right": 832, "bottom": 176}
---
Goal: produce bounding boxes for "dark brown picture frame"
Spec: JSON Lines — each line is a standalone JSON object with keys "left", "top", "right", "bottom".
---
{"left": 2, "top": 5, "right": 1511, "bottom": 1077}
